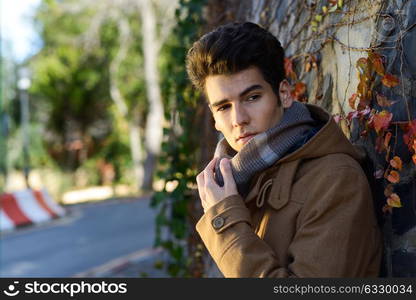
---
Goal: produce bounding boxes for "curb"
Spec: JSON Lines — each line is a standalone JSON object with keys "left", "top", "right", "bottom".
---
{"left": 72, "top": 247, "right": 167, "bottom": 278}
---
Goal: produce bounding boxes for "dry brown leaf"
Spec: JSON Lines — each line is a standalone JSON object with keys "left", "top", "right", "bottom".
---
{"left": 387, "top": 170, "right": 400, "bottom": 183}
{"left": 387, "top": 193, "right": 402, "bottom": 208}
{"left": 390, "top": 156, "right": 402, "bottom": 170}
{"left": 381, "top": 74, "right": 400, "bottom": 88}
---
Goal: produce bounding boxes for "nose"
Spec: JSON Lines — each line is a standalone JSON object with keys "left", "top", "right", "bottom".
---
{"left": 231, "top": 103, "right": 249, "bottom": 127}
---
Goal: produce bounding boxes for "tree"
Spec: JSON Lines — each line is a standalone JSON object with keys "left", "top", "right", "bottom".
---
{"left": 56, "top": 0, "right": 178, "bottom": 190}
{"left": 30, "top": 1, "right": 116, "bottom": 173}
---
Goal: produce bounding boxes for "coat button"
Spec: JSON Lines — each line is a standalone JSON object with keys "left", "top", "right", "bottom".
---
{"left": 212, "top": 216, "right": 225, "bottom": 229}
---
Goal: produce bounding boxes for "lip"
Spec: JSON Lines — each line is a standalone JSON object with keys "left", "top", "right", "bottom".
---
{"left": 236, "top": 133, "right": 256, "bottom": 144}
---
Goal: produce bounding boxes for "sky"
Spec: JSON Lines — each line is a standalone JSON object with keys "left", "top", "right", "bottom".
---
{"left": 1, "top": 0, "right": 41, "bottom": 62}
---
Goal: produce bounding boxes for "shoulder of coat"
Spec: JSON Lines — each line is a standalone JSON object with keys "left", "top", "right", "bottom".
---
{"left": 296, "top": 153, "right": 365, "bottom": 180}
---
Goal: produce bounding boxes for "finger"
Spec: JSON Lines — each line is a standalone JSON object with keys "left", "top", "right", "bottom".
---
{"left": 201, "top": 197, "right": 208, "bottom": 212}
{"left": 196, "top": 173, "right": 206, "bottom": 202}
{"left": 220, "top": 158, "right": 237, "bottom": 192}
{"left": 196, "top": 172, "right": 204, "bottom": 189}
{"left": 206, "top": 157, "right": 218, "bottom": 172}
{"left": 204, "top": 157, "right": 218, "bottom": 183}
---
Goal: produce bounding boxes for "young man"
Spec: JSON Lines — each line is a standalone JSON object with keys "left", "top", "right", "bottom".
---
{"left": 186, "top": 22, "right": 382, "bottom": 277}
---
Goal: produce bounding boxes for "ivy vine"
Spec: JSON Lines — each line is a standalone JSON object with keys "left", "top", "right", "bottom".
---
{"left": 151, "top": 0, "right": 206, "bottom": 277}
{"left": 283, "top": 0, "right": 416, "bottom": 216}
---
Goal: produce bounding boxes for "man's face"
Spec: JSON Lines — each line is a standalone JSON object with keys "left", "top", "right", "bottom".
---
{"left": 205, "top": 66, "right": 292, "bottom": 152}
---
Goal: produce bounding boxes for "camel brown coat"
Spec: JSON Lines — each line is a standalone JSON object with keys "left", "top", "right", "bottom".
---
{"left": 196, "top": 104, "right": 382, "bottom": 277}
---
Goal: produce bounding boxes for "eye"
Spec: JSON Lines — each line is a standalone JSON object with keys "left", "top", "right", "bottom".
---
{"left": 247, "top": 94, "right": 260, "bottom": 102}
{"left": 217, "top": 104, "right": 230, "bottom": 112}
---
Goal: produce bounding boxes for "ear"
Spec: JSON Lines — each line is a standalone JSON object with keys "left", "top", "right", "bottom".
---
{"left": 278, "top": 79, "right": 294, "bottom": 108}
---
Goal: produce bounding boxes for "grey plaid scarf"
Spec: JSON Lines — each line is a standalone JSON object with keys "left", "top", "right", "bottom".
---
{"left": 214, "top": 101, "right": 316, "bottom": 197}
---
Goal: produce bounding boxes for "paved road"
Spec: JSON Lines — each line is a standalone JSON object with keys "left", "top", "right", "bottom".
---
{"left": 0, "top": 197, "right": 157, "bottom": 277}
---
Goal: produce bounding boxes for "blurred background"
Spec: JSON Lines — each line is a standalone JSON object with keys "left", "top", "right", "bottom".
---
{"left": 0, "top": 0, "right": 193, "bottom": 278}
{"left": 1, "top": 0, "right": 415, "bottom": 278}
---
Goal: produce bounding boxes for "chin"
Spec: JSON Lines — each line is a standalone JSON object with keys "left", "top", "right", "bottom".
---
{"left": 232, "top": 145, "right": 241, "bottom": 152}
{"left": 229, "top": 142, "right": 241, "bottom": 152}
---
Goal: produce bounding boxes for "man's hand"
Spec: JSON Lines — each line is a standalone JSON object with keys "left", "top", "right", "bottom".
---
{"left": 196, "top": 157, "right": 238, "bottom": 213}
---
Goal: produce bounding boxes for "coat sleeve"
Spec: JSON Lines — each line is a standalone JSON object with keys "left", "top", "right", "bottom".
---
{"left": 195, "top": 166, "right": 382, "bottom": 277}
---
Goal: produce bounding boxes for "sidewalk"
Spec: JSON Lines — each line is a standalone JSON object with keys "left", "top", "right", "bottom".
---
{"left": 73, "top": 247, "right": 169, "bottom": 278}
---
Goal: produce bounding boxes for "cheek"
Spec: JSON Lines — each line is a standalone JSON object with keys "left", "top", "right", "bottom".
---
{"left": 257, "top": 101, "right": 281, "bottom": 128}
{"left": 214, "top": 120, "right": 220, "bottom": 131}
{"left": 213, "top": 116, "right": 229, "bottom": 134}
{"left": 214, "top": 116, "right": 222, "bottom": 131}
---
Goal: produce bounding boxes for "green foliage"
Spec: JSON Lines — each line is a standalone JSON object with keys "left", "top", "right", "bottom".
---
{"left": 151, "top": 0, "right": 206, "bottom": 277}
{"left": 28, "top": 0, "right": 145, "bottom": 186}
{"left": 30, "top": 1, "right": 113, "bottom": 171}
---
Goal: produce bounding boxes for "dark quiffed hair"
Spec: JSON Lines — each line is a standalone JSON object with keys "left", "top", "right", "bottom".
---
{"left": 185, "top": 22, "right": 285, "bottom": 102}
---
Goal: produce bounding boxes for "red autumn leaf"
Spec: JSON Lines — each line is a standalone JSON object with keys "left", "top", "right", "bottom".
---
{"left": 291, "top": 82, "right": 307, "bottom": 100}
{"left": 387, "top": 170, "right": 400, "bottom": 183}
{"left": 384, "top": 132, "right": 392, "bottom": 148}
{"left": 348, "top": 93, "right": 358, "bottom": 110}
{"left": 413, "top": 139, "right": 416, "bottom": 152}
{"left": 284, "top": 57, "right": 297, "bottom": 80}
{"left": 390, "top": 156, "right": 402, "bottom": 170}
{"left": 381, "top": 74, "right": 400, "bottom": 88}
{"left": 376, "top": 93, "right": 397, "bottom": 107}
{"left": 413, "top": 154, "right": 416, "bottom": 165}
{"left": 384, "top": 184, "right": 394, "bottom": 197}
{"left": 372, "top": 110, "right": 393, "bottom": 134}
{"left": 368, "top": 52, "right": 385, "bottom": 76}
{"left": 387, "top": 193, "right": 402, "bottom": 208}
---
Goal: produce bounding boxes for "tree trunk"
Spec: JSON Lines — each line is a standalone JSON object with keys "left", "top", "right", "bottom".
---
{"left": 129, "top": 116, "right": 144, "bottom": 190}
{"left": 109, "top": 18, "right": 145, "bottom": 190}
{"left": 140, "top": 0, "right": 164, "bottom": 191}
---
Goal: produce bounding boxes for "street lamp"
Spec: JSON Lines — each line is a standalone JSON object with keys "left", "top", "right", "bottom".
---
{"left": 17, "top": 67, "right": 31, "bottom": 189}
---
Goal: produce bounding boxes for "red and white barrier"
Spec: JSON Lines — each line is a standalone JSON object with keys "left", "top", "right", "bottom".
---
{"left": 0, "top": 189, "right": 66, "bottom": 231}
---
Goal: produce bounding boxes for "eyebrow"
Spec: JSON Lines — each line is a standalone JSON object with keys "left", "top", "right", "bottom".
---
{"left": 210, "top": 84, "right": 264, "bottom": 108}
